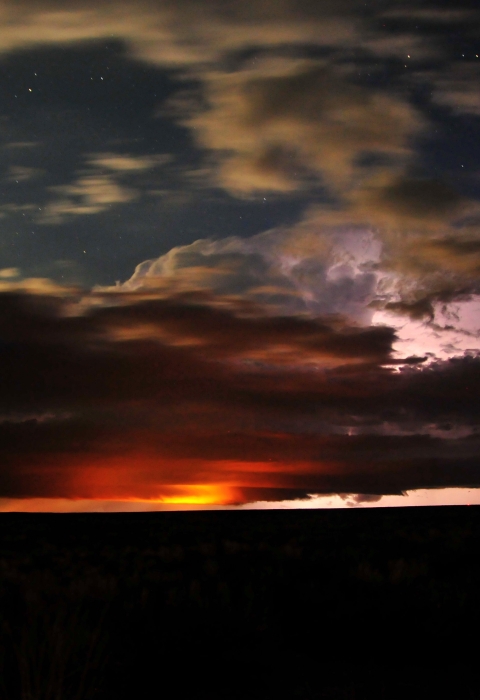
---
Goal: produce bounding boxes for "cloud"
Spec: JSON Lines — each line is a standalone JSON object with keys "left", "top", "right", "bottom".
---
{"left": 0, "top": 0, "right": 447, "bottom": 208}
{"left": 0, "top": 0, "right": 471, "bottom": 219}
{"left": 0, "top": 0, "right": 464, "bottom": 73}
{"left": 0, "top": 287, "right": 396, "bottom": 393}
{"left": 37, "top": 150, "right": 171, "bottom": 223}
{"left": 86, "top": 152, "right": 171, "bottom": 172}
{"left": 355, "top": 176, "right": 465, "bottom": 224}
{"left": 39, "top": 173, "right": 137, "bottom": 223}
{"left": 281, "top": 176, "right": 480, "bottom": 314}
{"left": 0, "top": 276, "right": 72, "bottom": 294}
{"left": 380, "top": 8, "right": 480, "bottom": 24}
{"left": 3, "top": 141, "right": 39, "bottom": 150}
{"left": 185, "top": 60, "right": 424, "bottom": 194}
{"left": 430, "top": 62, "right": 480, "bottom": 116}
{"left": 410, "top": 235, "right": 480, "bottom": 276}
{"left": 0, "top": 270, "right": 479, "bottom": 503}
{"left": 359, "top": 32, "right": 438, "bottom": 61}
{"left": 0, "top": 267, "right": 20, "bottom": 279}
{"left": 0, "top": 203, "right": 37, "bottom": 215}
{"left": 341, "top": 492, "right": 383, "bottom": 505}
{"left": 0, "top": 0, "right": 358, "bottom": 66}
{"left": 299, "top": 171, "right": 473, "bottom": 236}
{"left": 114, "top": 226, "right": 382, "bottom": 323}
{"left": 5, "top": 165, "right": 43, "bottom": 182}
{"left": 112, "top": 215, "right": 480, "bottom": 364}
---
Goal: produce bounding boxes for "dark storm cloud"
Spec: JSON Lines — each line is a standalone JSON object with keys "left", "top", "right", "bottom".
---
{"left": 380, "top": 298, "right": 436, "bottom": 321}
{"left": 0, "top": 289, "right": 396, "bottom": 412}
{"left": 0, "top": 287, "right": 479, "bottom": 501}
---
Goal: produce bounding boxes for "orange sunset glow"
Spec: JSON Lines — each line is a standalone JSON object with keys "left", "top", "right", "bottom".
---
{"left": 13, "top": 447, "right": 341, "bottom": 505}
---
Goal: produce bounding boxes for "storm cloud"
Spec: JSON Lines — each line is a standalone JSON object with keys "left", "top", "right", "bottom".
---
{"left": 0, "top": 283, "right": 479, "bottom": 504}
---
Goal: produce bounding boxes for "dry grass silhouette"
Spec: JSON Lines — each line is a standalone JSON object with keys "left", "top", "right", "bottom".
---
{"left": 0, "top": 596, "right": 110, "bottom": 700}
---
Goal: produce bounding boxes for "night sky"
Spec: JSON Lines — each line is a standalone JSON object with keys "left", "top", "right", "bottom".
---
{"left": 1, "top": 0, "right": 480, "bottom": 511}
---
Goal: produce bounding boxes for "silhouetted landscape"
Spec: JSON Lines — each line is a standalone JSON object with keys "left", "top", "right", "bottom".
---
{"left": 1, "top": 506, "right": 479, "bottom": 699}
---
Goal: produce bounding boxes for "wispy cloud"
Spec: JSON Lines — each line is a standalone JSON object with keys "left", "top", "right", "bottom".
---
{"left": 38, "top": 151, "right": 170, "bottom": 223}
{"left": 39, "top": 173, "right": 138, "bottom": 223}
{"left": 430, "top": 62, "right": 480, "bottom": 116}
{"left": 5, "top": 165, "right": 43, "bottom": 182}
{"left": 86, "top": 152, "right": 171, "bottom": 172}
{"left": 184, "top": 59, "right": 424, "bottom": 195}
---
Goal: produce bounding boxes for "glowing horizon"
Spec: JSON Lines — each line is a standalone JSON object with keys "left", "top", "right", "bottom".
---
{"left": 1, "top": 487, "right": 480, "bottom": 513}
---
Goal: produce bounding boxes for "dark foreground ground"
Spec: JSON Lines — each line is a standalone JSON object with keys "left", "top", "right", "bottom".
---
{"left": 0, "top": 505, "right": 480, "bottom": 699}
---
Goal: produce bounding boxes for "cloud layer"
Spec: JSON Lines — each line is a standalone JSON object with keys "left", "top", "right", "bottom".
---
{"left": 0, "top": 276, "right": 479, "bottom": 504}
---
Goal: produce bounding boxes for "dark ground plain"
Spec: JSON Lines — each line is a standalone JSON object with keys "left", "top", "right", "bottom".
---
{"left": 0, "top": 505, "right": 479, "bottom": 699}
